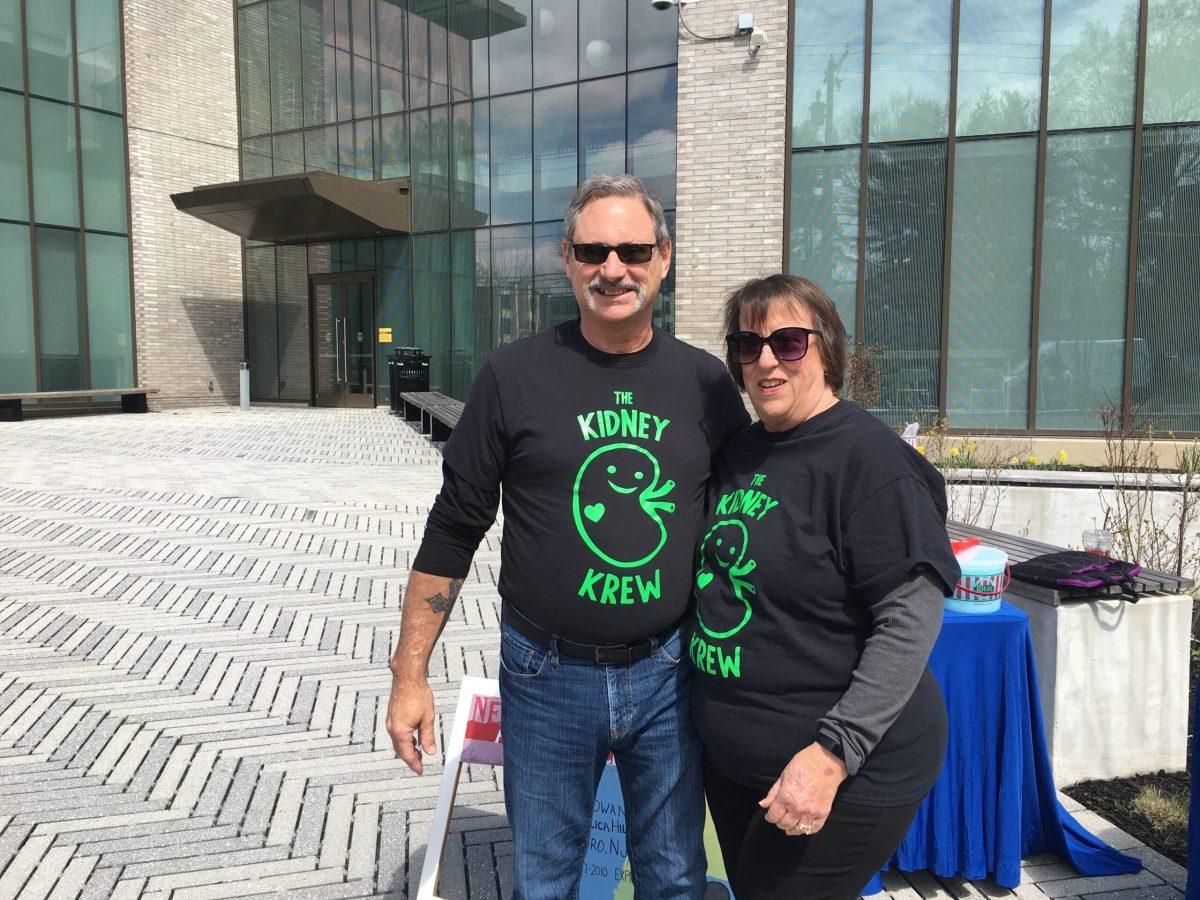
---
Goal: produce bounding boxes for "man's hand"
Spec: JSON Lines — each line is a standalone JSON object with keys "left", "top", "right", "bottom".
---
{"left": 759, "top": 741, "right": 848, "bottom": 836}
{"left": 386, "top": 673, "right": 437, "bottom": 774}
{"left": 387, "top": 571, "right": 464, "bottom": 775}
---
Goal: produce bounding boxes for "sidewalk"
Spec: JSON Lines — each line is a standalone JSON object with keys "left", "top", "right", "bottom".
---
{"left": 0, "top": 407, "right": 1185, "bottom": 899}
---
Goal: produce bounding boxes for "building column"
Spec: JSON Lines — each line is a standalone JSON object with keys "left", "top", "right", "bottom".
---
{"left": 123, "top": 0, "right": 244, "bottom": 408}
{"left": 673, "top": 0, "right": 790, "bottom": 359}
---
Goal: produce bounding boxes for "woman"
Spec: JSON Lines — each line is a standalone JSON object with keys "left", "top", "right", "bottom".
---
{"left": 690, "top": 274, "right": 960, "bottom": 899}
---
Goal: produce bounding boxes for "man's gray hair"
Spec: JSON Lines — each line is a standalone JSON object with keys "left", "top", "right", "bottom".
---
{"left": 562, "top": 174, "right": 671, "bottom": 246}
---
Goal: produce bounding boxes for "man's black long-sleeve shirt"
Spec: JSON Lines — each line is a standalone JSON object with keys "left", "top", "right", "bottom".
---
{"left": 412, "top": 318, "right": 749, "bottom": 645}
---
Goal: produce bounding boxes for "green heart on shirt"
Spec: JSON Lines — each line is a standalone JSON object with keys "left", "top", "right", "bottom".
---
{"left": 696, "top": 572, "right": 713, "bottom": 590}
{"left": 584, "top": 502, "right": 605, "bottom": 523}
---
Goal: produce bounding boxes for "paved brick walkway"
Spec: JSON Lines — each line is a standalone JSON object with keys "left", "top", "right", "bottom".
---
{"left": 0, "top": 407, "right": 1186, "bottom": 899}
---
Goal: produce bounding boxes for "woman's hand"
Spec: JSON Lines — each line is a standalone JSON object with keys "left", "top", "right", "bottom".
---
{"left": 759, "top": 742, "right": 848, "bottom": 836}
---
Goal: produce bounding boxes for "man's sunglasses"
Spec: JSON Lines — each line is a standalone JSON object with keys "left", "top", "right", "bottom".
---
{"left": 726, "top": 327, "right": 821, "bottom": 364}
{"left": 570, "top": 243, "right": 657, "bottom": 265}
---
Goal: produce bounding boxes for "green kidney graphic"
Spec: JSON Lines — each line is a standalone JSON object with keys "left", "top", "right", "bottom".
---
{"left": 694, "top": 519, "right": 756, "bottom": 639}
{"left": 572, "top": 443, "right": 676, "bottom": 568}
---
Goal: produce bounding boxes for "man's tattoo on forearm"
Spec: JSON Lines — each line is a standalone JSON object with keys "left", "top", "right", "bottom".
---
{"left": 424, "top": 578, "right": 464, "bottom": 615}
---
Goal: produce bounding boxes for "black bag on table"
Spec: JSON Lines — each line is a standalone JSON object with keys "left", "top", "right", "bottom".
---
{"left": 1010, "top": 551, "right": 1142, "bottom": 601}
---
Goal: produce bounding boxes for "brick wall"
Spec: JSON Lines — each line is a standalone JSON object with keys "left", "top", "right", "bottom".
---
{"left": 123, "top": 0, "right": 244, "bottom": 408}
{"left": 674, "top": 0, "right": 789, "bottom": 359}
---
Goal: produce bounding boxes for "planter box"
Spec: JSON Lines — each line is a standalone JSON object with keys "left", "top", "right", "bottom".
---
{"left": 1006, "top": 591, "right": 1192, "bottom": 786}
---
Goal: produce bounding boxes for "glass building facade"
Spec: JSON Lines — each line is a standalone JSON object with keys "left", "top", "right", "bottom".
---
{"left": 0, "top": 0, "right": 134, "bottom": 397}
{"left": 788, "top": 0, "right": 1200, "bottom": 433}
{"left": 237, "top": 0, "right": 679, "bottom": 403}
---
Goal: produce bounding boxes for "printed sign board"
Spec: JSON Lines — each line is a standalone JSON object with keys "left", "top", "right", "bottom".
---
{"left": 417, "top": 676, "right": 734, "bottom": 900}
{"left": 378, "top": 327, "right": 393, "bottom": 343}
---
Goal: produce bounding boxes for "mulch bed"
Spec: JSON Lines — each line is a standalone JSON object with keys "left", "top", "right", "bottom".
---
{"left": 1064, "top": 770, "right": 1189, "bottom": 866}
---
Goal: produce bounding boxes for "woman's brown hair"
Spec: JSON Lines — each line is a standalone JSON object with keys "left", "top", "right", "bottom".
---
{"left": 721, "top": 274, "right": 848, "bottom": 393}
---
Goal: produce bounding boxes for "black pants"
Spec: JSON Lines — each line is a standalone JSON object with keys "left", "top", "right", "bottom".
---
{"left": 704, "top": 758, "right": 922, "bottom": 900}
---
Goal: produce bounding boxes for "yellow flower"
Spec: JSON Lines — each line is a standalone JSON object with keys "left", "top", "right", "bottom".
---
{"left": 949, "top": 447, "right": 960, "bottom": 458}
{"left": 1028, "top": 455, "right": 1038, "bottom": 465}
{"left": 966, "top": 442, "right": 976, "bottom": 453}
{"left": 1057, "top": 449, "right": 1068, "bottom": 464}
{"left": 1009, "top": 456, "right": 1020, "bottom": 466}
{"left": 916, "top": 445, "right": 926, "bottom": 455}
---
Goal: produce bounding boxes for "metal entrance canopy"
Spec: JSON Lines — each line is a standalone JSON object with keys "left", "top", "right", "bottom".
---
{"left": 171, "top": 172, "right": 412, "bottom": 245}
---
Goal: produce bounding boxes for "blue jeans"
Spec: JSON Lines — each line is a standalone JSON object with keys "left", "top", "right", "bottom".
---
{"left": 498, "top": 619, "right": 707, "bottom": 900}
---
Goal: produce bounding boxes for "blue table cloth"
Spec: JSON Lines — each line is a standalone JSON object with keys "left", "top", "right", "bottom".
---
{"left": 1187, "top": 678, "right": 1199, "bottom": 899}
{"left": 863, "top": 601, "right": 1141, "bottom": 894}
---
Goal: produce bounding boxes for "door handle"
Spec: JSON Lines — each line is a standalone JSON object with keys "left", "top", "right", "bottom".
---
{"left": 332, "top": 318, "right": 342, "bottom": 384}
{"left": 341, "top": 317, "right": 350, "bottom": 384}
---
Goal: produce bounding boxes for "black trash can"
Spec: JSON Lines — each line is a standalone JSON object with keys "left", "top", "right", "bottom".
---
{"left": 395, "top": 347, "right": 430, "bottom": 394}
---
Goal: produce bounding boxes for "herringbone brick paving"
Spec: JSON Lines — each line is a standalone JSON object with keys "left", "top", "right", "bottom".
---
{"left": 0, "top": 407, "right": 1184, "bottom": 899}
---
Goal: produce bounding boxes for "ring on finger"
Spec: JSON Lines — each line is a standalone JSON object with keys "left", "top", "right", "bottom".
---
{"left": 797, "top": 821, "right": 813, "bottom": 835}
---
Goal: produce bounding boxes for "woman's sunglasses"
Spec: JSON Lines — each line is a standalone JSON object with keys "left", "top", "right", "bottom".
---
{"left": 726, "top": 327, "right": 820, "bottom": 364}
{"left": 570, "top": 243, "right": 657, "bottom": 265}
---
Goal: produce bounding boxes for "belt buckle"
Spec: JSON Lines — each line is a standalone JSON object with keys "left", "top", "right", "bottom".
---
{"left": 594, "top": 644, "right": 633, "bottom": 666}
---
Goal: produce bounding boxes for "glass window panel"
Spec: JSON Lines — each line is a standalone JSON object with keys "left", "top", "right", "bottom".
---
{"left": 868, "top": 0, "right": 951, "bottom": 142}
{"left": 627, "top": 0, "right": 676, "bottom": 71}
{"left": 275, "top": 245, "right": 309, "bottom": 400}
{"left": 451, "top": 100, "right": 489, "bottom": 226}
{"left": 80, "top": 110, "right": 128, "bottom": 234}
{"left": 351, "top": 0, "right": 373, "bottom": 56}
{"left": 85, "top": 233, "right": 133, "bottom": 389}
{"left": 338, "top": 119, "right": 374, "bottom": 179}
{"left": 579, "top": 75, "right": 624, "bottom": 182}
{"left": 492, "top": 224, "right": 533, "bottom": 343}
{"left": 490, "top": 93, "right": 532, "bottom": 225}
{"left": 30, "top": 99, "right": 79, "bottom": 228}
{"left": 655, "top": 207, "right": 675, "bottom": 333}
{"left": 413, "top": 232, "right": 452, "bottom": 391}
{"left": 353, "top": 47, "right": 375, "bottom": 119}
{"left": 1036, "top": 130, "right": 1132, "bottom": 430}
{"left": 533, "top": 220, "right": 573, "bottom": 331}
{"left": 301, "top": 0, "right": 334, "bottom": 125}
{"left": 242, "top": 136, "right": 274, "bottom": 179}
{"left": 533, "top": 0, "right": 576, "bottom": 88}
{"left": 1047, "top": 0, "right": 1138, "bottom": 130}
{"left": 946, "top": 137, "right": 1036, "bottom": 430}
{"left": 239, "top": 5, "right": 271, "bottom": 136}
{"left": 334, "top": 0, "right": 351, "bottom": 49}
{"left": 956, "top": 0, "right": 1042, "bottom": 137}
{"left": 273, "top": 131, "right": 305, "bottom": 174}
{"left": 1133, "top": 124, "right": 1200, "bottom": 432}
{"left": 490, "top": 0, "right": 531, "bottom": 95}
{"left": 0, "top": 0, "right": 21, "bottom": 91}
{"left": 448, "top": 0, "right": 489, "bottom": 99}
{"left": 1144, "top": 0, "right": 1200, "bottom": 125}
{"left": 579, "top": 0, "right": 624, "bottom": 79}
{"left": 628, "top": 68, "right": 676, "bottom": 209}
{"left": 76, "top": 0, "right": 123, "bottom": 112}
{"left": 269, "top": 0, "right": 303, "bottom": 131}
{"left": 408, "top": 4, "right": 430, "bottom": 108}
{"left": 0, "top": 223, "right": 36, "bottom": 391}
{"left": 27, "top": 0, "right": 73, "bottom": 102}
{"left": 377, "top": 236, "right": 413, "bottom": 403}
{"left": 451, "top": 229, "right": 491, "bottom": 396}
{"left": 304, "top": 125, "right": 339, "bottom": 172}
{"left": 0, "top": 91, "right": 27, "bottom": 221}
{"left": 377, "top": 0, "right": 407, "bottom": 113}
{"left": 790, "top": 1, "right": 864, "bottom": 149}
{"left": 245, "top": 246, "right": 278, "bottom": 400}
{"left": 787, "top": 148, "right": 859, "bottom": 338}
{"left": 412, "top": 106, "right": 450, "bottom": 230}
{"left": 335, "top": 48, "right": 354, "bottom": 120}
{"left": 863, "top": 141, "right": 946, "bottom": 425}
{"left": 377, "top": 112, "right": 410, "bottom": 178}
{"left": 36, "top": 227, "right": 84, "bottom": 391}
{"left": 533, "top": 85, "right": 576, "bottom": 221}
{"left": 428, "top": 1, "right": 450, "bottom": 106}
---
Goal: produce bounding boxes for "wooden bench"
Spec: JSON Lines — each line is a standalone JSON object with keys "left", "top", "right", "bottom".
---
{"left": 398, "top": 391, "right": 464, "bottom": 442}
{"left": 947, "top": 520, "right": 1194, "bottom": 605}
{"left": 0, "top": 388, "right": 160, "bottom": 422}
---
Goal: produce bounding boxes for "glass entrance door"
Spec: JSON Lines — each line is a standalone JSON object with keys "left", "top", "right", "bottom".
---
{"left": 310, "top": 273, "right": 376, "bottom": 408}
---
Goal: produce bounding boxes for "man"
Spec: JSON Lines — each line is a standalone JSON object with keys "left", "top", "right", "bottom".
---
{"left": 387, "top": 174, "right": 748, "bottom": 899}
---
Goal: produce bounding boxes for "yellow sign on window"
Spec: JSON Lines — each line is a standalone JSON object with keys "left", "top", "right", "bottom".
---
{"left": 378, "top": 327, "right": 393, "bottom": 343}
